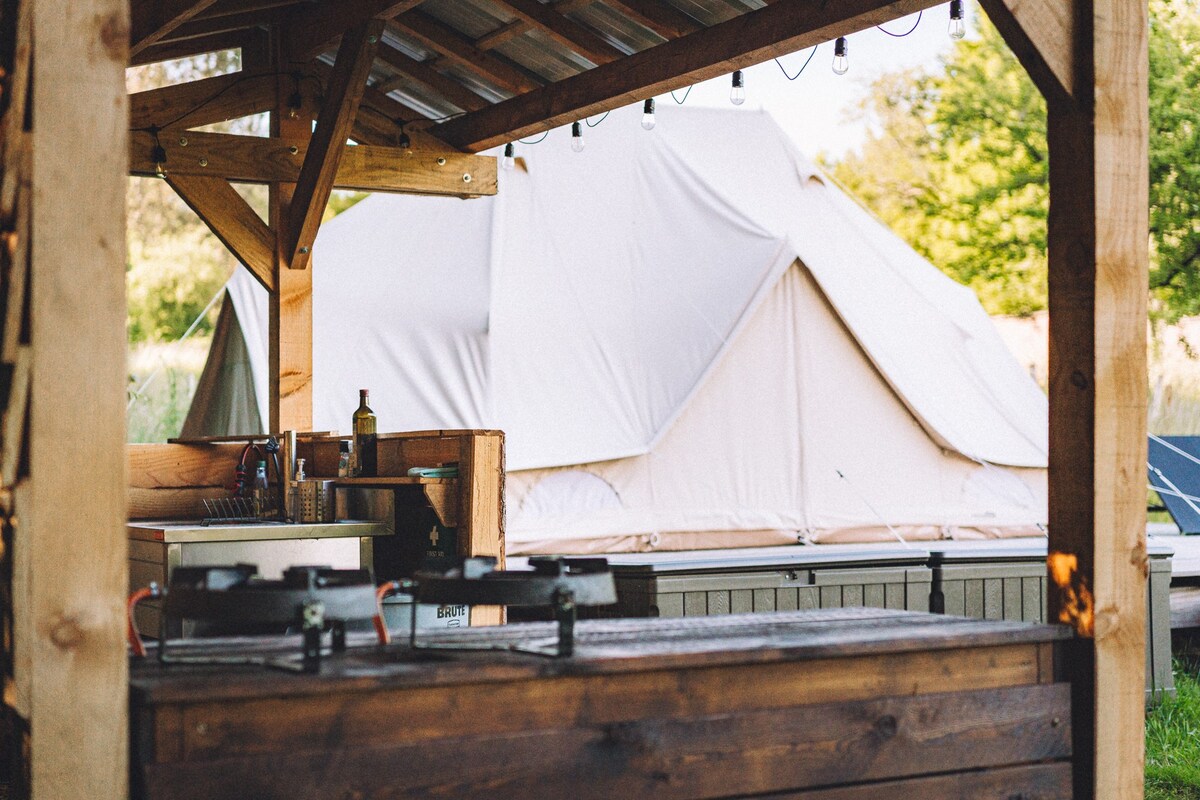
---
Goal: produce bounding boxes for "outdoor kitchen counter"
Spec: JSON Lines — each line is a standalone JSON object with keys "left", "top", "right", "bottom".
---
{"left": 130, "top": 608, "right": 1077, "bottom": 800}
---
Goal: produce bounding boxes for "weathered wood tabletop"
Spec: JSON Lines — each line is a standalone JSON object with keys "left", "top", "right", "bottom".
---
{"left": 131, "top": 608, "right": 1077, "bottom": 800}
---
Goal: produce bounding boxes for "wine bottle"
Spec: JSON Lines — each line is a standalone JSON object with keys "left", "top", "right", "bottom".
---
{"left": 353, "top": 389, "right": 377, "bottom": 477}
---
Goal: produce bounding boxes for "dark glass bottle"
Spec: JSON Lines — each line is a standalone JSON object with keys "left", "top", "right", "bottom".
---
{"left": 353, "top": 389, "right": 377, "bottom": 477}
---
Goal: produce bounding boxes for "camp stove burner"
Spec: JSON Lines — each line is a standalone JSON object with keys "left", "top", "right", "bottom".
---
{"left": 152, "top": 564, "right": 377, "bottom": 673}
{"left": 408, "top": 556, "right": 617, "bottom": 657}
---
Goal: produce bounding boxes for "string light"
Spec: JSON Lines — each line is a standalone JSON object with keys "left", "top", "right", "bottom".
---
{"left": 730, "top": 70, "right": 745, "bottom": 105}
{"left": 641, "top": 99, "right": 656, "bottom": 130}
{"left": 948, "top": 0, "right": 966, "bottom": 39}
{"left": 502, "top": 143, "right": 515, "bottom": 170}
{"left": 832, "top": 37, "right": 849, "bottom": 75}
{"left": 571, "top": 121, "right": 585, "bottom": 152}
{"left": 149, "top": 127, "right": 167, "bottom": 178}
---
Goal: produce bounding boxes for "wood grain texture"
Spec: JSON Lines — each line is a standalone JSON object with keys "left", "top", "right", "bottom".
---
{"left": 284, "top": 20, "right": 381, "bottom": 270}
{"left": 0, "top": 0, "right": 31, "bottom": 220}
{"left": 491, "top": 0, "right": 625, "bottom": 64}
{"left": 460, "top": 433, "right": 505, "bottom": 625}
{"left": 128, "top": 68, "right": 277, "bottom": 131}
{"left": 756, "top": 762, "right": 1073, "bottom": 800}
{"left": 1041, "top": 0, "right": 1149, "bottom": 794}
{"left": 374, "top": 44, "right": 489, "bottom": 112}
{"left": 977, "top": 0, "right": 1076, "bottom": 106}
{"left": 2, "top": 160, "right": 30, "bottom": 364}
{"left": 130, "top": 129, "right": 496, "bottom": 196}
{"left": 434, "top": 0, "right": 943, "bottom": 151}
{"left": 165, "top": 173, "right": 276, "bottom": 291}
{"left": 136, "top": 680, "right": 1071, "bottom": 799}
{"left": 127, "top": 443, "right": 242, "bottom": 519}
{"left": 130, "top": 0, "right": 219, "bottom": 56}
{"left": 599, "top": 0, "right": 701, "bottom": 39}
{"left": 389, "top": 13, "right": 543, "bottom": 95}
{"left": 29, "top": 0, "right": 130, "bottom": 794}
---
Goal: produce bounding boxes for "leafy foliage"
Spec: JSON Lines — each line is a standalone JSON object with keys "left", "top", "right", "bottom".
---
{"left": 1146, "top": 662, "right": 1200, "bottom": 799}
{"left": 831, "top": 0, "right": 1200, "bottom": 320}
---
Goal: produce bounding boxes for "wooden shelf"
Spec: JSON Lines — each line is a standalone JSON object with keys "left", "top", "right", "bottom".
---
{"left": 332, "top": 476, "right": 456, "bottom": 487}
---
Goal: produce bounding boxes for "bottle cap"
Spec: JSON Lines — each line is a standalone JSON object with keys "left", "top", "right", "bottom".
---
{"left": 360, "top": 389, "right": 369, "bottom": 396}
{"left": 257, "top": 460, "right": 267, "bottom": 468}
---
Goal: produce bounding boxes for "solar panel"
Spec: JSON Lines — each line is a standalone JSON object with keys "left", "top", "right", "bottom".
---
{"left": 1148, "top": 435, "right": 1200, "bottom": 534}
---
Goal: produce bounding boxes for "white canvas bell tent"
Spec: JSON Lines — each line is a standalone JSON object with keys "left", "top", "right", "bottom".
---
{"left": 184, "top": 104, "right": 1049, "bottom": 555}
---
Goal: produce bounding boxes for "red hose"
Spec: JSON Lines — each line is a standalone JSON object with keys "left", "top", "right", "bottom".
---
{"left": 127, "top": 583, "right": 162, "bottom": 657}
{"left": 374, "top": 581, "right": 402, "bottom": 645}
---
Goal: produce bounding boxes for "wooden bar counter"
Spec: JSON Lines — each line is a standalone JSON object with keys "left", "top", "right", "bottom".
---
{"left": 130, "top": 608, "right": 1076, "bottom": 799}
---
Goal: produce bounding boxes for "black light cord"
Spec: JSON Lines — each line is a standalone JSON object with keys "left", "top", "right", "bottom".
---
{"left": 132, "top": 70, "right": 320, "bottom": 132}
{"left": 775, "top": 45, "right": 818, "bottom": 80}
{"left": 584, "top": 111, "right": 610, "bottom": 127}
{"left": 876, "top": 10, "right": 922, "bottom": 37}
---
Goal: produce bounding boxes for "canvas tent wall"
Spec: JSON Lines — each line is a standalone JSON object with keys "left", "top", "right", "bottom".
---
{"left": 185, "top": 104, "right": 1049, "bottom": 555}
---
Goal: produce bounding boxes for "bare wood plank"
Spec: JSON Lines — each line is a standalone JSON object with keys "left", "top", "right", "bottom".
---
{"left": 474, "top": 18, "right": 528, "bottom": 50}
{"left": 598, "top": 0, "right": 701, "bottom": 39}
{"left": 128, "top": 442, "right": 245, "bottom": 490}
{"left": 491, "top": 0, "right": 625, "bottom": 64}
{"left": 1040, "top": 0, "right": 1148, "bottom": 795}
{"left": 129, "top": 68, "right": 278, "bottom": 132}
{"left": 374, "top": 44, "right": 489, "bottom": 112}
{"left": 0, "top": 0, "right": 32, "bottom": 219}
{"left": 156, "top": 7, "right": 289, "bottom": 45}
{"left": 169, "top": 643, "right": 1048, "bottom": 757}
{"left": 0, "top": 347, "right": 30, "bottom": 487}
{"left": 282, "top": 0, "right": 428, "bottom": 61}
{"left": 143, "top": 683, "right": 1070, "bottom": 799}
{"left": 165, "top": 173, "right": 276, "bottom": 291}
{"left": 755, "top": 762, "right": 1073, "bottom": 800}
{"left": 191, "top": 0, "right": 302, "bottom": 20}
{"left": 11, "top": 478, "right": 31, "bottom": 718}
{"left": 130, "top": 0, "right": 220, "bottom": 57}
{"left": 269, "top": 38, "right": 315, "bottom": 433}
{"left": 29, "top": 0, "right": 130, "bottom": 796}
{"left": 460, "top": 433, "right": 504, "bottom": 626}
{"left": 390, "top": 13, "right": 543, "bottom": 95}
{"left": 130, "top": 27, "right": 266, "bottom": 67}
{"left": 977, "top": 0, "right": 1075, "bottom": 106}
{"left": 129, "top": 130, "right": 496, "bottom": 197}
{"left": 435, "top": 0, "right": 943, "bottom": 151}
{"left": 284, "top": 20, "right": 382, "bottom": 270}
{"left": 128, "top": 487, "right": 230, "bottom": 520}
{"left": 2, "top": 163, "right": 30, "bottom": 364}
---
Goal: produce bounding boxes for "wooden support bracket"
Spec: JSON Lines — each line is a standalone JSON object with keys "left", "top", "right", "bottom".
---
{"left": 977, "top": 0, "right": 1077, "bottom": 107}
{"left": 130, "top": 0, "right": 220, "bottom": 57}
{"left": 165, "top": 173, "right": 277, "bottom": 292}
{"left": 284, "top": 20, "right": 382, "bottom": 270}
{"left": 129, "top": 129, "right": 497, "bottom": 197}
{"left": 129, "top": 68, "right": 281, "bottom": 132}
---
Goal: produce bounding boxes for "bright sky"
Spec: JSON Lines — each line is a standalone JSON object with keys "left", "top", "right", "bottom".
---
{"left": 582, "top": 6, "right": 958, "bottom": 162}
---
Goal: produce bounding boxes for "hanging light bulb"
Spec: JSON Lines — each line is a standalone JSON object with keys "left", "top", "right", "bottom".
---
{"left": 571, "top": 121, "right": 585, "bottom": 152}
{"left": 730, "top": 70, "right": 746, "bottom": 105}
{"left": 948, "top": 0, "right": 966, "bottom": 39}
{"left": 832, "top": 37, "right": 849, "bottom": 75}
{"left": 502, "top": 142, "right": 515, "bottom": 171}
{"left": 149, "top": 128, "right": 167, "bottom": 178}
{"left": 397, "top": 122, "right": 411, "bottom": 150}
{"left": 641, "top": 98, "right": 656, "bottom": 130}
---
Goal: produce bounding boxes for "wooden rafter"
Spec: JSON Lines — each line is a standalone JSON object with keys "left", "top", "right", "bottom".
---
{"left": 191, "top": 0, "right": 302, "bottom": 21}
{"left": 600, "top": 0, "right": 701, "bottom": 39}
{"left": 130, "top": 26, "right": 266, "bottom": 66}
{"left": 282, "top": 0, "right": 428, "bottom": 60}
{"left": 130, "top": 0, "right": 220, "bottom": 56}
{"left": 375, "top": 44, "right": 490, "bottom": 112}
{"left": 155, "top": 7, "right": 289, "bottom": 45}
{"left": 285, "top": 20, "right": 383, "bottom": 269}
{"left": 434, "top": 0, "right": 944, "bottom": 151}
{"left": 474, "top": 18, "right": 528, "bottom": 50}
{"left": 489, "top": 0, "right": 625, "bottom": 64}
{"left": 130, "top": 130, "right": 494, "bottom": 193}
{"left": 390, "top": 14, "right": 542, "bottom": 95}
{"left": 129, "top": 67, "right": 278, "bottom": 131}
{"left": 165, "top": 173, "right": 276, "bottom": 290}
{"left": 977, "top": 0, "right": 1076, "bottom": 106}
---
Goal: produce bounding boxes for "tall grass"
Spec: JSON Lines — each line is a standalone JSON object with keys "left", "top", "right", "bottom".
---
{"left": 126, "top": 338, "right": 210, "bottom": 442}
{"left": 1147, "top": 663, "right": 1200, "bottom": 799}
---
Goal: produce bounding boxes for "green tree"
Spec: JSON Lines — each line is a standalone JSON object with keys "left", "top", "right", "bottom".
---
{"left": 831, "top": 0, "right": 1200, "bottom": 320}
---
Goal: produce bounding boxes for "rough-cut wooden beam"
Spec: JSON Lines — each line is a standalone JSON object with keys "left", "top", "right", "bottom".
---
{"left": 282, "top": 0, "right": 427, "bottom": 60}
{"left": 130, "top": 0, "right": 220, "bottom": 56}
{"left": 129, "top": 68, "right": 277, "bottom": 131}
{"left": 600, "top": 0, "right": 701, "bottom": 39}
{"left": 165, "top": 173, "right": 276, "bottom": 291}
{"left": 1041, "top": 0, "right": 1148, "bottom": 795}
{"left": 491, "top": 0, "right": 625, "bottom": 64}
{"left": 375, "top": 44, "right": 489, "bottom": 112}
{"left": 285, "top": 20, "right": 382, "bottom": 270}
{"left": 978, "top": 0, "right": 1076, "bottom": 106}
{"left": 192, "top": 0, "right": 305, "bottom": 20}
{"left": 474, "top": 18, "right": 528, "bottom": 50}
{"left": 129, "top": 26, "right": 265, "bottom": 66}
{"left": 435, "top": 0, "right": 943, "bottom": 151}
{"left": 30, "top": 0, "right": 130, "bottom": 795}
{"left": 156, "top": 7, "right": 287, "bottom": 45}
{"left": 390, "top": 14, "right": 542, "bottom": 95}
{"left": 130, "top": 130, "right": 495, "bottom": 194}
